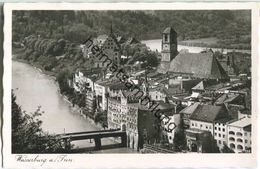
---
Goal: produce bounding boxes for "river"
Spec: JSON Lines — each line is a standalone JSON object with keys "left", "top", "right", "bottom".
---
{"left": 12, "top": 60, "right": 136, "bottom": 153}
{"left": 141, "top": 39, "right": 251, "bottom": 54}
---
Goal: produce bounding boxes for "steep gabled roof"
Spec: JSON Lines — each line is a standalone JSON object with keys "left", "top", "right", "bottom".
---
{"left": 168, "top": 52, "right": 228, "bottom": 80}
{"left": 190, "top": 104, "right": 229, "bottom": 123}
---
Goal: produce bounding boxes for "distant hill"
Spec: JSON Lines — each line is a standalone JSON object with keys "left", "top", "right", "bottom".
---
{"left": 13, "top": 10, "right": 251, "bottom": 48}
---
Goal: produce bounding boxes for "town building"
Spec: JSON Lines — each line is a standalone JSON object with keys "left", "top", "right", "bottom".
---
{"left": 94, "top": 80, "right": 108, "bottom": 111}
{"left": 186, "top": 104, "right": 231, "bottom": 152}
{"left": 213, "top": 118, "right": 231, "bottom": 150}
{"left": 179, "top": 102, "right": 200, "bottom": 128}
{"left": 85, "top": 90, "right": 96, "bottom": 118}
{"left": 185, "top": 128, "right": 218, "bottom": 153}
{"left": 72, "top": 68, "right": 100, "bottom": 93}
{"left": 227, "top": 116, "right": 251, "bottom": 153}
{"left": 160, "top": 114, "right": 181, "bottom": 144}
{"left": 189, "top": 104, "right": 230, "bottom": 135}
{"left": 107, "top": 88, "right": 178, "bottom": 150}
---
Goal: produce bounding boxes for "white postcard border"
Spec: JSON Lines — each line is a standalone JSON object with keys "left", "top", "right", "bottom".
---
{"left": 3, "top": 2, "right": 258, "bottom": 168}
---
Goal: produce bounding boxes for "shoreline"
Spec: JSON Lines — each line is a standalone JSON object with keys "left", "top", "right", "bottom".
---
{"left": 141, "top": 39, "right": 251, "bottom": 53}
{"left": 12, "top": 57, "right": 104, "bottom": 132}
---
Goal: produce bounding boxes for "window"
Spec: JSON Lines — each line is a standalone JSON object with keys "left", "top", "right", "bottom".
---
{"left": 230, "top": 143, "right": 235, "bottom": 149}
{"left": 200, "top": 124, "right": 202, "bottom": 128}
{"left": 245, "top": 132, "right": 247, "bottom": 136}
{"left": 229, "top": 137, "right": 235, "bottom": 141}
{"left": 164, "top": 34, "right": 168, "bottom": 42}
{"left": 237, "top": 145, "right": 243, "bottom": 150}
{"left": 206, "top": 126, "right": 208, "bottom": 129}
{"left": 219, "top": 140, "right": 221, "bottom": 144}
{"left": 223, "top": 128, "right": 225, "bottom": 132}
{"left": 236, "top": 132, "right": 243, "bottom": 137}
{"left": 215, "top": 133, "right": 217, "bottom": 136}
{"left": 215, "top": 127, "right": 217, "bottom": 130}
{"left": 237, "top": 138, "right": 243, "bottom": 143}
{"left": 245, "top": 139, "right": 248, "bottom": 143}
{"left": 218, "top": 127, "right": 221, "bottom": 131}
{"left": 229, "top": 131, "right": 235, "bottom": 135}
{"left": 192, "top": 123, "right": 194, "bottom": 126}
{"left": 223, "top": 134, "right": 225, "bottom": 138}
{"left": 219, "top": 134, "right": 221, "bottom": 137}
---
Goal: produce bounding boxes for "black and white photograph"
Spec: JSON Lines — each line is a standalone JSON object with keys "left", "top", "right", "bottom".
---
{"left": 2, "top": 2, "right": 258, "bottom": 168}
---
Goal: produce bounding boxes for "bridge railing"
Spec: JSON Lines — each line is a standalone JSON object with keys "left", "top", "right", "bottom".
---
{"left": 57, "top": 128, "right": 121, "bottom": 136}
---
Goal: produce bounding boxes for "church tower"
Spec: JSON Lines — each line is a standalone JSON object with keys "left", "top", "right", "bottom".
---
{"left": 158, "top": 27, "right": 178, "bottom": 73}
{"left": 161, "top": 27, "right": 178, "bottom": 61}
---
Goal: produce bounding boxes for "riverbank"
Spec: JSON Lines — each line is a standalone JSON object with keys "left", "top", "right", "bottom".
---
{"left": 143, "top": 37, "right": 251, "bottom": 50}
{"left": 179, "top": 37, "right": 250, "bottom": 50}
{"left": 12, "top": 48, "right": 104, "bottom": 131}
{"left": 12, "top": 48, "right": 56, "bottom": 79}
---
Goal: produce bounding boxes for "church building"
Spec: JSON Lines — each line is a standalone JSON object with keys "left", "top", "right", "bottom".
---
{"left": 157, "top": 27, "right": 229, "bottom": 81}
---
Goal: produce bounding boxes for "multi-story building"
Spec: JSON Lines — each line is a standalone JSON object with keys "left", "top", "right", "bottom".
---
{"left": 213, "top": 119, "right": 231, "bottom": 150}
{"left": 179, "top": 102, "right": 200, "bottom": 128}
{"left": 227, "top": 116, "right": 251, "bottom": 153}
{"left": 107, "top": 89, "right": 178, "bottom": 150}
{"left": 85, "top": 90, "right": 96, "bottom": 118}
{"left": 73, "top": 69, "right": 97, "bottom": 93}
{"left": 161, "top": 114, "right": 180, "bottom": 144}
{"left": 186, "top": 104, "right": 230, "bottom": 152}
{"left": 94, "top": 80, "right": 112, "bottom": 111}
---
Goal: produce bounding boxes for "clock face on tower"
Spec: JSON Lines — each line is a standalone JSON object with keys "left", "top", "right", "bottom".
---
{"left": 163, "top": 44, "right": 169, "bottom": 50}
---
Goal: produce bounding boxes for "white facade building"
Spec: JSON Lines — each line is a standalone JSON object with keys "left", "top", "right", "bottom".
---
{"left": 94, "top": 82, "right": 107, "bottom": 111}
{"left": 161, "top": 114, "right": 180, "bottom": 144}
{"left": 227, "top": 116, "right": 251, "bottom": 153}
{"left": 214, "top": 120, "right": 229, "bottom": 150}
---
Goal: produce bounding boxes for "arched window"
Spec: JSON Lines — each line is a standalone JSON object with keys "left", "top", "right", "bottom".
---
{"left": 229, "top": 131, "right": 235, "bottom": 135}
{"left": 236, "top": 132, "right": 243, "bottom": 137}
{"left": 230, "top": 143, "right": 235, "bottom": 149}
{"left": 164, "top": 34, "right": 168, "bottom": 42}
{"left": 237, "top": 138, "right": 243, "bottom": 143}
{"left": 229, "top": 137, "right": 235, "bottom": 141}
{"left": 237, "top": 145, "right": 243, "bottom": 150}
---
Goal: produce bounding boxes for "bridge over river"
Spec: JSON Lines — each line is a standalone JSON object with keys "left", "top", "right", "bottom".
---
{"left": 58, "top": 129, "right": 127, "bottom": 151}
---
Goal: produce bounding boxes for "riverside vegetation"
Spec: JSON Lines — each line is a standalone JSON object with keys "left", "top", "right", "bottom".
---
{"left": 12, "top": 91, "right": 72, "bottom": 153}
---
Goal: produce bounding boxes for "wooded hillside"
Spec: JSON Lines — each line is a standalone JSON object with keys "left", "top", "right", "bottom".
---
{"left": 13, "top": 10, "right": 251, "bottom": 49}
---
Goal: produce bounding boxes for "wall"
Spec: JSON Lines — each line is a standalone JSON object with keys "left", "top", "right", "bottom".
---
{"left": 190, "top": 120, "right": 213, "bottom": 135}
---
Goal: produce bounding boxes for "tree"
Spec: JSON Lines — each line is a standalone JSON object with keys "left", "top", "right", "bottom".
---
{"left": 12, "top": 91, "right": 69, "bottom": 153}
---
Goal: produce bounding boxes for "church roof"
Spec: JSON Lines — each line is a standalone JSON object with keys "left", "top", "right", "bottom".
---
{"left": 163, "top": 27, "right": 177, "bottom": 34}
{"left": 168, "top": 52, "right": 228, "bottom": 79}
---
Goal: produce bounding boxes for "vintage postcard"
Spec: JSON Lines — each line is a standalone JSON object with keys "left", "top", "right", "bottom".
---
{"left": 2, "top": 2, "right": 258, "bottom": 168}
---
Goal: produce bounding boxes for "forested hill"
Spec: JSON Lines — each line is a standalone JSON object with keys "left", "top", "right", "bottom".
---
{"left": 13, "top": 10, "right": 250, "bottom": 45}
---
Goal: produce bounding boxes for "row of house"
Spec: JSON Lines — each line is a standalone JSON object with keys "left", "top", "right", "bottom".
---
{"left": 69, "top": 27, "right": 251, "bottom": 153}
{"left": 181, "top": 102, "right": 251, "bottom": 153}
